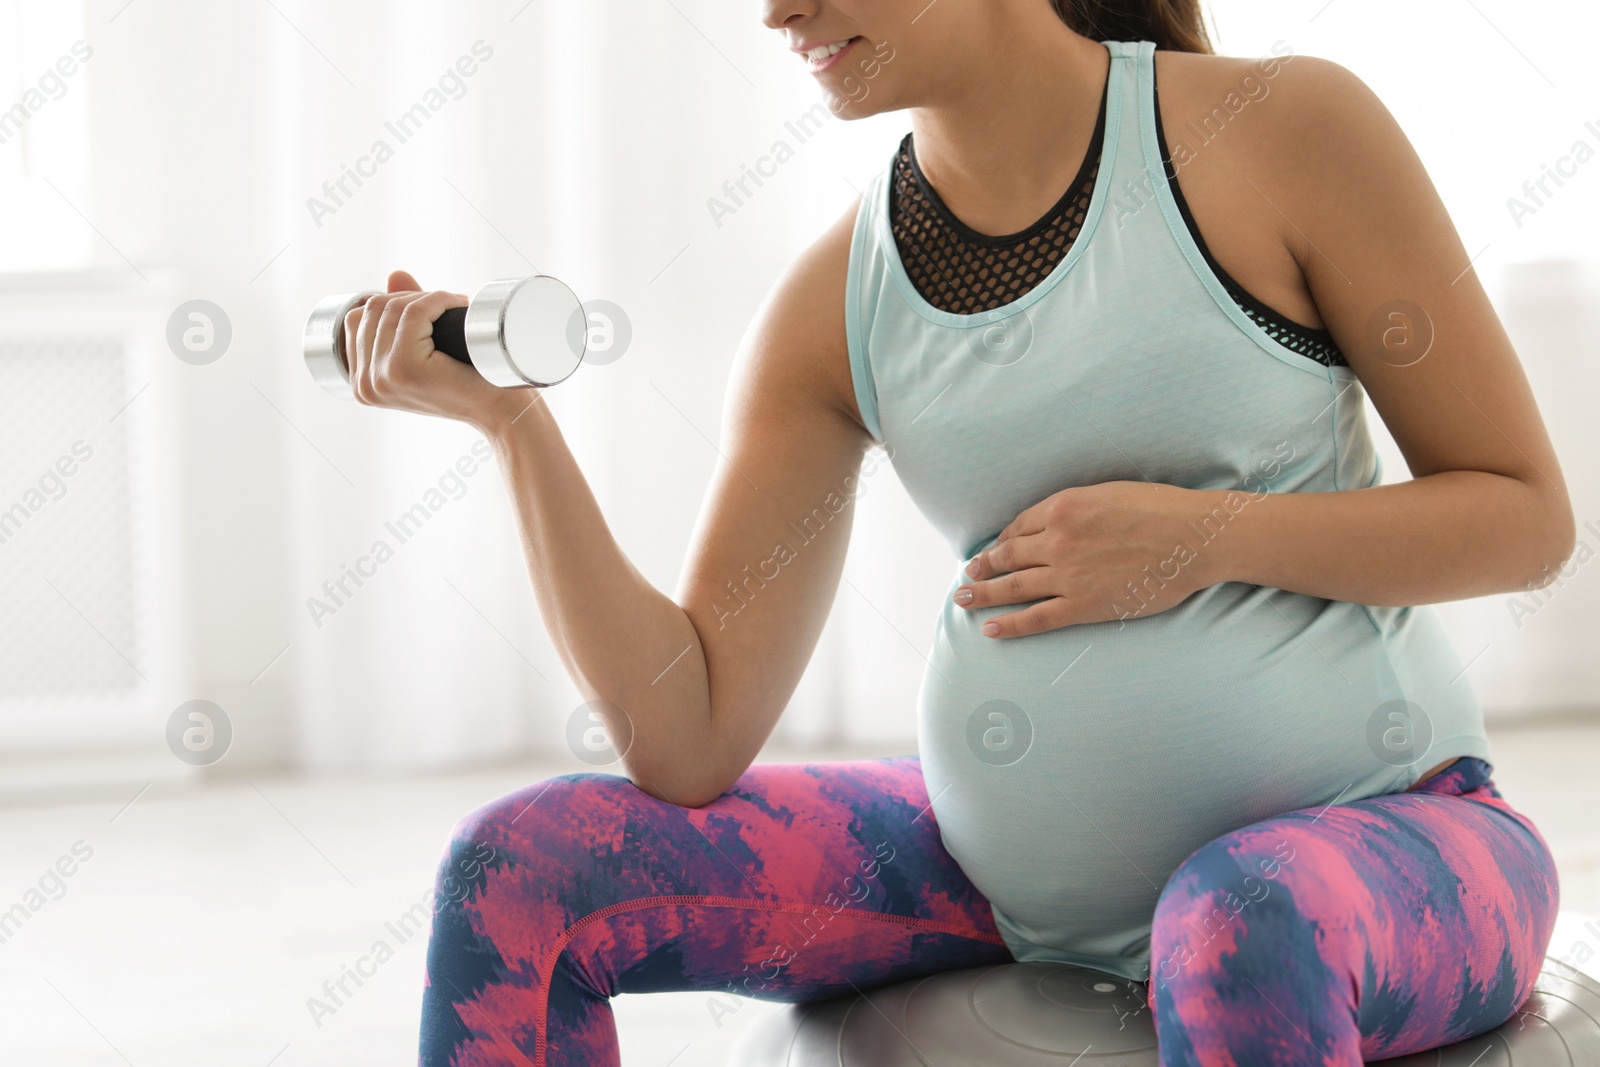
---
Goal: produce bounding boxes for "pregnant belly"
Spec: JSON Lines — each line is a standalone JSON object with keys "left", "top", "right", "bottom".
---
{"left": 915, "top": 574, "right": 1430, "bottom": 967}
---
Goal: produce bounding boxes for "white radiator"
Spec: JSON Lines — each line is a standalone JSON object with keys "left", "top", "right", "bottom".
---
{"left": 0, "top": 279, "right": 177, "bottom": 756}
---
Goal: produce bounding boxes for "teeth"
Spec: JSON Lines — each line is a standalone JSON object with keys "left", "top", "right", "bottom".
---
{"left": 805, "top": 39, "right": 851, "bottom": 63}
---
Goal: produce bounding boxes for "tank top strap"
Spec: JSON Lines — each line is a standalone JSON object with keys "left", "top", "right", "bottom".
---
{"left": 1101, "top": 39, "right": 1159, "bottom": 201}
{"left": 1102, "top": 39, "right": 1151, "bottom": 63}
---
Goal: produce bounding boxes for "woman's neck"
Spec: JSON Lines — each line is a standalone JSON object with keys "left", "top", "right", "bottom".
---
{"left": 907, "top": 25, "right": 1111, "bottom": 237}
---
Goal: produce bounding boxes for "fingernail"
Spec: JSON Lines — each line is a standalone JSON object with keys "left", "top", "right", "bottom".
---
{"left": 954, "top": 588, "right": 973, "bottom": 606}
{"left": 966, "top": 559, "right": 982, "bottom": 579}
{"left": 981, "top": 622, "right": 1000, "bottom": 637}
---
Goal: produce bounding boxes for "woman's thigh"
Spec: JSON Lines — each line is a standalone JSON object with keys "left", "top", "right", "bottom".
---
{"left": 420, "top": 755, "right": 1013, "bottom": 1067}
{"left": 1148, "top": 758, "right": 1561, "bottom": 1065}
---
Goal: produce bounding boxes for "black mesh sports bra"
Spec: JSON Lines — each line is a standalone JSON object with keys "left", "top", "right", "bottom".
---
{"left": 888, "top": 62, "right": 1348, "bottom": 368}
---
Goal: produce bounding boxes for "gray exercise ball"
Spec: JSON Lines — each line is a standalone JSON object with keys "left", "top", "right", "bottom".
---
{"left": 726, "top": 957, "right": 1600, "bottom": 1065}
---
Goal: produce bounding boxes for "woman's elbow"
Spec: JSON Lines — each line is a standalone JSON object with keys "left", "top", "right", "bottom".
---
{"left": 621, "top": 752, "right": 737, "bottom": 809}
{"left": 1521, "top": 488, "right": 1579, "bottom": 592}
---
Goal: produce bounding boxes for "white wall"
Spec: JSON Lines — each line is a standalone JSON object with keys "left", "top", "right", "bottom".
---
{"left": 4, "top": 0, "right": 1596, "bottom": 782}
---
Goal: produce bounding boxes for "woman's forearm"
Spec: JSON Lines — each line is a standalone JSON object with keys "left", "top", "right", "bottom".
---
{"left": 483, "top": 394, "right": 715, "bottom": 802}
{"left": 1198, "top": 471, "right": 1576, "bottom": 607}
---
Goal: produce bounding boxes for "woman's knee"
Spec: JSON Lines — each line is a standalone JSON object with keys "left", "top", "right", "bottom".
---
{"left": 1148, "top": 832, "right": 1312, "bottom": 994}
{"left": 436, "top": 772, "right": 644, "bottom": 889}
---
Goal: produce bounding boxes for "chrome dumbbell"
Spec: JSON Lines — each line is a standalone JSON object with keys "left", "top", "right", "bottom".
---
{"left": 303, "top": 275, "right": 587, "bottom": 395}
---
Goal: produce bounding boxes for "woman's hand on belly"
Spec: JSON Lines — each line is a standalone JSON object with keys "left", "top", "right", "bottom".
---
{"left": 954, "top": 481, "right": 1232, "bottom": 638}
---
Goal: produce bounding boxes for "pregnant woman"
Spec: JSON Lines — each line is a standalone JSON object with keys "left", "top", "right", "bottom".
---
{"left": 345, "top": 2, "right": 1573, "bottom": 1064}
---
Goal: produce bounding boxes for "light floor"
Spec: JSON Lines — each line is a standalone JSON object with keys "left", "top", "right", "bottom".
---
{"left": 1, "top": 721, "right": 1596, "bottom": 1067}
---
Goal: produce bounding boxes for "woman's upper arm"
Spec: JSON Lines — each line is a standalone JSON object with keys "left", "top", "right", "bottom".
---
{"left": 676, "top": 197, "right": 874, "bottom": 790}
{"left": 1261, "top": 57, "right": 1574, "bottom": 549}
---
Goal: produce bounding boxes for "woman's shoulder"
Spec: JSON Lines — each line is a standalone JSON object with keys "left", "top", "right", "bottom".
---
{"left": 1146, "top": 44, "right": 1425, "bottom": 333}
{"left": 1154, "top": 42, "right": 1363, "bottom": 94}
{"left": 726, "top": 194, "right": 866, "bottom": 436}
{"left": 1153, "top": 45, "right": 1393, "bottom": 162}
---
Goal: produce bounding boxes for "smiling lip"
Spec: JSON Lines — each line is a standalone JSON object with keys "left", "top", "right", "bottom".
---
{"left": 797, "top": 36, "right": 861, "bottom": 74}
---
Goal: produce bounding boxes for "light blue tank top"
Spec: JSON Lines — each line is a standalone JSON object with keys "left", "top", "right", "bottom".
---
{"left": 843, "top": 39, "right": 1491, "bottom": 981}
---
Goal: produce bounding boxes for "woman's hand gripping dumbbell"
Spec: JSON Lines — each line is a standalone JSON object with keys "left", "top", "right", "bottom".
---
{"left": 303, "top": 270, "right": 587, "bottom": 431}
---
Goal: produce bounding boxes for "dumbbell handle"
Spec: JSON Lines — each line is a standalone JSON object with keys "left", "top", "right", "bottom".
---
{"left": 348, "top": 299, "right": 472, "bottom": 363}
{"left": 429, "top": 305, "right": 471, "bottom": 364}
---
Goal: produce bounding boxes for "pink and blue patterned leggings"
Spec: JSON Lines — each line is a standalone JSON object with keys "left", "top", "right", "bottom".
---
{"left": 418, "top": 755, "right": 1558, "bottom": 1066}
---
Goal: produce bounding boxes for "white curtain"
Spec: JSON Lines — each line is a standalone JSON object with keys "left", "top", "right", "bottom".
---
{"left": 76, "top": 0, "right": 942, "bottom": 772}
